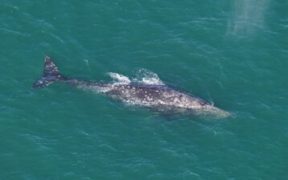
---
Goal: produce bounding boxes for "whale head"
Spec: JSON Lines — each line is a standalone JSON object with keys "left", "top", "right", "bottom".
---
{"left": 197, "top": 104, "right": 231, "bottom": 119}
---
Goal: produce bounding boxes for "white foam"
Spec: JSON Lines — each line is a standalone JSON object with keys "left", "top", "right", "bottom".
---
{"left": 107, "top": 72, "right": 131, "bottom": 84}
{"left": 134, "top": 69, "right": 165, "bottom": 85}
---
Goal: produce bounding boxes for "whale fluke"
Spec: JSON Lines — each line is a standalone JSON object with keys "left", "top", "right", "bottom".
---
{"left": 33, "top": 56, "right": 66, "bottom": 88}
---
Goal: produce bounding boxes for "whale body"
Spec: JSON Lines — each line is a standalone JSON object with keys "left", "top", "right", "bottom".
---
{"left": 33, "top": 56, "right": 230, "bottom": 118}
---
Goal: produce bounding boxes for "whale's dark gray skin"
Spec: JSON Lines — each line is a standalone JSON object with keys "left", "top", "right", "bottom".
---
{"left": 33, "top": 56, "right": 230, "bottom": 118}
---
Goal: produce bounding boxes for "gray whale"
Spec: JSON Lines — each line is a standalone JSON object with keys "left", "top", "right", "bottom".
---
{"left": 33, "top": 56, "right": 230, "bottom": 118}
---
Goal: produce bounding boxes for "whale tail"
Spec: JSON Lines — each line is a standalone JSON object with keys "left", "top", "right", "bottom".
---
{"left": 33, "top": 56, "right": 66, "bottom": 88}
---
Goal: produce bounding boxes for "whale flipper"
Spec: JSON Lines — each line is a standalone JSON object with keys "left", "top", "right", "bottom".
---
{"left": 33, "top": 56, "right": 66, "bottom": 88}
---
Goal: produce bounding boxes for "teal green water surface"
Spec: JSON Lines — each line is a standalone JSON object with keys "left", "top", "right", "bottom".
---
{"left": 1, "top": 0, "right": 288, "bottom": 179}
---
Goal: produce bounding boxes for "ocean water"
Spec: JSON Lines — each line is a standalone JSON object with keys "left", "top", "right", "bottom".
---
{"left": 0, "top": 0, "right": 287, "bottom": 179}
